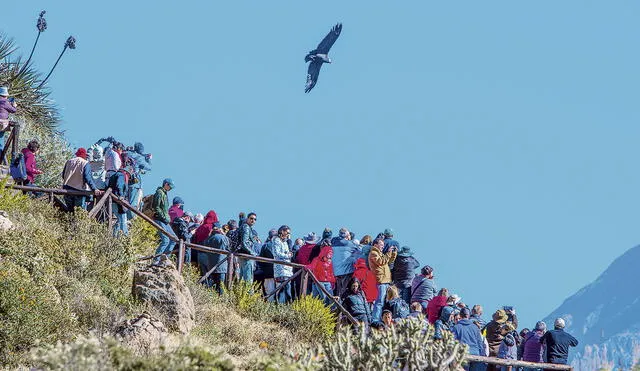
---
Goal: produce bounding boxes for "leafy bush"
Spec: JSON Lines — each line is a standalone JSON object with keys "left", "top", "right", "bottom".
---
{"left": 0, "top": 196, "right": 140, "bottom": 366}
{"left": 0, "top": 177, "right": 30, "bottom": 212}
{"left": 30, "top": 334, "right": 235, "bottom": 371}
{"left": 289, "top": 296, "right": 337, "bottom": 339}
{"left": 302, "top": 318, "right": 468, "bottom": 370}
{"left": 129, "top": 216, "right": 160, "bottom": 256}
{"left": 0, "top": 260, "right": 76, "bottom": 366}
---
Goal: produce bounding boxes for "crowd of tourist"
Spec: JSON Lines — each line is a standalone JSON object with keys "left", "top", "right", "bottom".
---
{"left": 1, "top": 90, "right": 580, "bottom": 370}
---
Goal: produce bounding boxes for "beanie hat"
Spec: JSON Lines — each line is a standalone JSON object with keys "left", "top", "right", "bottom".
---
{"left": 75, "top": 148, "right": 87, "bottom": 159}
{"left": 173, "top": 196, "right": 184, "bottom": 205}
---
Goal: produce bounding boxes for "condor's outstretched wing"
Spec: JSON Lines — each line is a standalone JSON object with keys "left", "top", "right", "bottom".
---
{"left": 305, "top": 59, "right": 323, "bottom": 93}
{"left": 315, "top": 23, "right": 342, "bottom": 54}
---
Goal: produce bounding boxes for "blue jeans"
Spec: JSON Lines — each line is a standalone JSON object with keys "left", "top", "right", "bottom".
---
{"left": 238, "top": 258, "right": 254, "bottom": 282}
{"left": 312, "top": 282, "right": 334, "bottom": 306}
{"left": 154, "top": 220, "right": 176, "bottom": 259}
{"left": 113, "top": 212, "right": 128, "bottom": 236}
{"left": 127, "top": 187, "right": 143, "bottom": 219}
{"left": 398, "top": 285, "right": 411, "bottom": 304}
{"left": 372, "top": 283, "right": 389, "bottom": 322}
{"left": 275, "top": 276, "right": 292, "bottom": 304}
{"left": 64, "top": 194, "right": 87, "bottom": 210}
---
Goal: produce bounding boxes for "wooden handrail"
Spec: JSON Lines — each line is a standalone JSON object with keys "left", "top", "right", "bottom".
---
{"left": 306, "top": 270, "right": 359, "bottom": 325}
{"left": 464, "top": 355, "right": 573, "bottom": 370}
{"left": 8, "top": 184, "right": 94, "bottom": 196}
{"left": 110, "top": 195, "right": 179, "bottom": 242}
{"left": 87, "top": 188, "right": 112, "bottom": 218}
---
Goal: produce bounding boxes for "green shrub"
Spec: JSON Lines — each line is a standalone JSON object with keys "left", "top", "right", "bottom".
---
{"left": 30, "top": 334, "right": 235, "bottom": 371}
{"left": 129, "top": 216, "right": 160, "bottom": 256}
{"left": 0, "top": 177, "right": 30, "bottom": 212}
{"left": 0, "top": 260, "right": 77, "bottom": 366}
{"left": 289, "top": 296, "right": 337, "bottom": 340}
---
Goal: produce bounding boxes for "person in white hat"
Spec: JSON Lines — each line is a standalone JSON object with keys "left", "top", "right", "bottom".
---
{"left": 0, "top": 86, "right": 17, "bottom": 154}
{"left": 541, "top": 317, "right": 579, "bottom": 365}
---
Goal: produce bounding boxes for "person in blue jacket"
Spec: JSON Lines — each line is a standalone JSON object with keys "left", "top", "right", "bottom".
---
{"left": 451, "top": 307, "right": 487, "bottom": 371}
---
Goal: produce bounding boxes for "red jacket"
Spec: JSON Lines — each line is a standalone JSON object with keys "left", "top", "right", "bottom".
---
{"left": 168, "top": 204, "right": 184, "bottom": 223}
{"left": 193, "top": 210, "right": 219, "bottom": 244}
{"left": 307, "top": 245, "right": 335, "bottom": 283}
{"left": 295, "top": 243, "right": 316, "bottom": 265}
{"left": 427, "top": 295, "right": 447, "bottom": 324}
{"left": 352, "top": 258, "right": 378, "bottom": 303}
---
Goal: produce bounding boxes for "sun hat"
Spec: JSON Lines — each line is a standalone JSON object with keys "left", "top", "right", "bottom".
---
{"left": 304, "top": 232, "right": 319, "bottom": 243}
{"left": 0, "top": 87, "right": 9, "bottom": 97}
{"left": 493, "top": 309, "right": 508, "bottom": 324}
{"left": 384, "top": 228, "right": 394, "bottom": 237}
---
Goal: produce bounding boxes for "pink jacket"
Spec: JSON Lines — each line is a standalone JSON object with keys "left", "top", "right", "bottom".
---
{"left": 21, "top": 147, "right": 42, "bottom": 183}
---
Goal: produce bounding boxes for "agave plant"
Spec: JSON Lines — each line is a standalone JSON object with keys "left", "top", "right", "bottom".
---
{"left": 0, "top": 33, "right": 60, "bottom": 135}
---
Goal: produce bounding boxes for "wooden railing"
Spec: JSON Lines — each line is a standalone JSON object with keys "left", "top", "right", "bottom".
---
{"left": 2, "top": 182, "right": 575, "bottom": 370}
{"left": 466, "top": 355, "right": 573, "bottom": 370}
{"left": 0, "top": 122, "right": 19, "bottom": 166}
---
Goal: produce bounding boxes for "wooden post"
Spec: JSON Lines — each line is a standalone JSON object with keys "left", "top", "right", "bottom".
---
{"left": 107, "top": 196, "right": 113, "bottom": 231}
{"left": 48, "top": 192, "right": 53, "bottom": 204}
{"left": 226, "top": 253, "right": 234, "bottom": 290}
{"left": 177, "top": 240, "right": 185, "bottom": 273}
{"left": 301, "top": 270, "right": 309, "bottom": 297}
{"left": 11, "top": 122, "right": 19, "bottom": 161}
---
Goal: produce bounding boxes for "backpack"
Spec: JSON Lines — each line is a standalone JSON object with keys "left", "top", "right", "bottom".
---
{"left": 140, "top": 194, "right": 155, "bottom": 218}
{"left": 227, "top": 228, "right": 242, "bottom": 252}
{"left": 9, "top": 153, "right": 27, "bottom": 182}
{"left": 393, "top": 299, "right": 411, "bottom": 319}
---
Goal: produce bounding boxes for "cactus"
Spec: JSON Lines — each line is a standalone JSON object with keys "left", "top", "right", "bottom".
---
{"left": 302, "top": 316, "right": 468, "bottom": 370}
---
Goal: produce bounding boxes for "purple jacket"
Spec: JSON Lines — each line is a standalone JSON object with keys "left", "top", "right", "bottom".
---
{"left": 21, "top": 148, "right": 41, "bottom": 183}
{"left": 522, "top": 330, "right": 545, "bottom": 362}
{"left": 0, "top": 97, "right": 17, "bottom": 120}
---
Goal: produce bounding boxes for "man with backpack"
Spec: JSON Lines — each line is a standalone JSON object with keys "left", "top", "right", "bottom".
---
{"left": 153, "top": 178, "right": 177, "bottom": 261}
{"left": 411, "top": 265, "right": 438, "bottom": 312}
{"left": 62, "top": 148, "right": 104, "bottom": 210}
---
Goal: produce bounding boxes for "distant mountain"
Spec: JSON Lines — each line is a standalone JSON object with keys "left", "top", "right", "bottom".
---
{"left": 543, "top": 245, "right": 640, "bottom": 370}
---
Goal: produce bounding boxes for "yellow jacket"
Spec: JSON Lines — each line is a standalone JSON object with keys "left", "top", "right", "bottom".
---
{"left": 368, "top": 245, "right": 397, "bottom": 284}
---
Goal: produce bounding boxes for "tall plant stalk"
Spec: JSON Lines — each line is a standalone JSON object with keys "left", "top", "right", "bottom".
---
{"left": 15, "top": 11, "right": 47, "bottom": 80}
{"left": 37, "top": 36, "right": 75, "bottom": 89}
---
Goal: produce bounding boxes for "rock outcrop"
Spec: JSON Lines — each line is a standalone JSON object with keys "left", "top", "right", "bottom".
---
{"left": 0, "top": 210, "right": 13, "bottom": 231}
{"left": 132, "top": 256, "right": 195, "bottom": 334}
{"left": 115, "top": 312, "right": 168, "bottom": 354}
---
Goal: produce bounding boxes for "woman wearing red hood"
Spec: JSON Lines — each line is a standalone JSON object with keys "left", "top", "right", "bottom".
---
{"left": 352, "top": 258, "right": 378, "bottom": 304}
{"left": 193, "top": 210, "right": 219, "bottom": 244}
{"left": 307, "top": 241, "right": 335, "bottom": 305}
{"left": 427, "top": 288, "right": 449, "bottom": 324}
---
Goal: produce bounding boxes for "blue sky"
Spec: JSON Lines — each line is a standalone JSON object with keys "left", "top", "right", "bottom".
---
{"left": 4, "top": 2, "right": 640, "bottom": 330}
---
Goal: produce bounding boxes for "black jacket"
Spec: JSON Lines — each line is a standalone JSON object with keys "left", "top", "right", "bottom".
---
{"left": 542, "top": 329, "right": 579, "bottom": 365}
{"left": 392, "top": 255, "right": 420, "bottom": 288}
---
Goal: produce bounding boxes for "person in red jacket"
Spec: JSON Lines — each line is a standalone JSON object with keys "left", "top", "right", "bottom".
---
{"left": 307, "top": 240, "right": 335, "bottom": 305}
{"left": 352, "top": 258, "right": 378, "bottom": 304}
{"left": 193, "top": 210, "right": 219, "bottom": 244}
{"left": 427, "top": 288, "right": 449, "bottom": 324}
